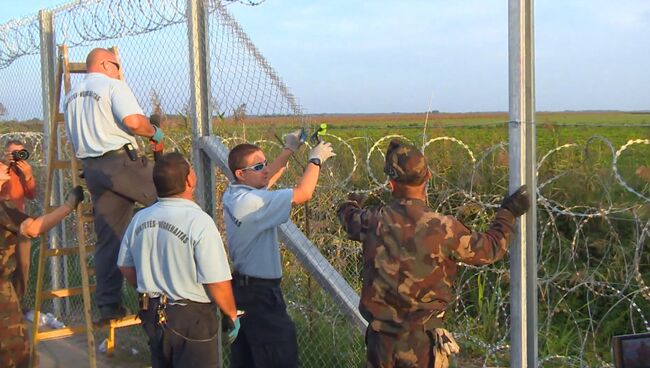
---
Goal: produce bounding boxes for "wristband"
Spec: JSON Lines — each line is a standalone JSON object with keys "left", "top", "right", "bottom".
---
{"left": 308, "top": 158, "right": 321, "bottom": 167}
{"left": 151, "top": 125, "right": 165, "bottom": 144}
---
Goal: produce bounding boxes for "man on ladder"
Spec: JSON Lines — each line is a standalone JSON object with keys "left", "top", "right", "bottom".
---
{"left": 0, "top": 166, "right": 84, "bottom": 368}
{"left": 64, "top": 48, "right": 165, "bottom": 322}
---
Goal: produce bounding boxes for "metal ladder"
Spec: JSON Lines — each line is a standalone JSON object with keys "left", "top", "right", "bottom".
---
{"left": 29, "top": 44, "right": 140, "bottom": 368}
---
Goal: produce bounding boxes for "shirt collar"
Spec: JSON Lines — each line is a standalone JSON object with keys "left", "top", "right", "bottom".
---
{"left": 228, "top": 183, "right": 260, "bottom": 192}
{"left": 85, "top": 72, "right": 109, "bottom": 80}
{"left": 391, "top": 197, "right": 427, "bottom": 207}
{"left": 156, "top": 197, "right": 201, "bottom": 209}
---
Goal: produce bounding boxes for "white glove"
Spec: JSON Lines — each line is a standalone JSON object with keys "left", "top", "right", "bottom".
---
{"left": 309, "top": 142, "right": 336, "bottom": 163}
{"left": 284, "top": 129, "right": 304, "bottom": 152}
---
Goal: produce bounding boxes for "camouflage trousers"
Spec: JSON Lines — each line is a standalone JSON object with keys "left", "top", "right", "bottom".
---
{"left": 365, "top": 327, "right": 437, "bottom": 368}
{"left": 0, "top": 243, "right": 30, "bottom": 368}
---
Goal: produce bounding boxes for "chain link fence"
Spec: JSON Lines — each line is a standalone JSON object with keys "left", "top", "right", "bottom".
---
{"left": 2, "top": 0, "right": 650, "bottom": 367}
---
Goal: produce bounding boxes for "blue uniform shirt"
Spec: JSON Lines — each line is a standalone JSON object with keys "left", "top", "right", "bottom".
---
{"left": 64, "top": 73, "right": 144, "bottom": 158}
{"left": 117, "top": 198, "right": 232, "bottom": 303}
{"left": 222, "top": 184, "right": 293, "bottom": 279}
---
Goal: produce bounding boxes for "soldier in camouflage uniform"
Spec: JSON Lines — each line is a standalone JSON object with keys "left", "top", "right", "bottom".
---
{"left": 337, "top": 139, "right": 530, "bottom": 368}
{"left": 0, "top": 161, "right": 84, "bottom": 368}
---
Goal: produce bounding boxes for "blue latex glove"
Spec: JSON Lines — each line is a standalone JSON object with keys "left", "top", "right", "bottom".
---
{"left": 226, "top": 317, "right": 240, "bottom": 344}
{"left": 151, "top": 125, "right": 165, "bottom": 144}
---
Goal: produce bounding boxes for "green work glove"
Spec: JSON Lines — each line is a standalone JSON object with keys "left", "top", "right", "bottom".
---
{"left": 64, "top": 186, "right": 84, "bottom": 209}
{"left": 501, "top": 185, "right": 530, "bottom": 217}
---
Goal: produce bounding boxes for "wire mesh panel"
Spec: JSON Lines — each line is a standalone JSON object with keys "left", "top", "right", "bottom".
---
{"left": 208, "top": 2, "right": 304, "bottom": 125}
{"left": 0, "top": 56, "right": 43, "bottom": 122}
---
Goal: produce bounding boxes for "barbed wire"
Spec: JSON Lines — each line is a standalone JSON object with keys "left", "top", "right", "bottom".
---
{"left": 0, "top": 0, "right": 265, "bottom": 70}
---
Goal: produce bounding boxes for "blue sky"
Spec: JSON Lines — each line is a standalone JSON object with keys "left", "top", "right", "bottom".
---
{"left": 1, "top": 0, "right": 649, "bottom": 113}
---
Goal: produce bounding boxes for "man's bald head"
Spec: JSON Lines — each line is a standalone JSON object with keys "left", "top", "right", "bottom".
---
{"left": 86, "top": 48, "right": 120, "bottom": 78}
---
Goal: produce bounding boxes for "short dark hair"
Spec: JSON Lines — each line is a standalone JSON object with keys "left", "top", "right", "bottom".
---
{"left": 384, "top": 139, "right": 428, "bottom": 185}
{"left": 153, "top": 152, "right": 190, "bottom": 197}
{"left": 5, "top": 139, "right": 24, "bottom": 148}
{"left": 228, "top": 143, "right": 261, "bottom": 177}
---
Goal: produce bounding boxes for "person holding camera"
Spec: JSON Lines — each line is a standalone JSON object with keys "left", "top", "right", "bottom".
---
{"left": 0, "top": 158, "right": 85, "bottom": 367}
{"left": 64, "top": 48, "right": 164, "bottom": 322}
{"left": 337, "top": 140, "right": 530, "bottom": 368}
{"left": 2, "top": 140, "right": 35, "bottom": 212}
{"left": 222, "top": 132, "right": 335, "bottom": 368}
{"left": 1, "top": 140, "right": 36, "bottom": 303}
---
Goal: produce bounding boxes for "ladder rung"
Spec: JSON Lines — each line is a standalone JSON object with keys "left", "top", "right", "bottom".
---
{"left": 107, "top": 314, "right": 141, "bottom": 329}
{"left": 36, "top": 325, "right": 85, "bottom": 340}
{"left": 36, "top": 315, "right": 141, "bottom": 341}
{"left": 68, "top": 62, "right": 87, "bottom": 73}
{"left": 44, "top": 246, "right": 95, "bottom": 257}
{"left": 52, "top": 159, "right": 71, "bottom": 169}
{"left": 41, "top": 285, "right": 96, "bottom": 299}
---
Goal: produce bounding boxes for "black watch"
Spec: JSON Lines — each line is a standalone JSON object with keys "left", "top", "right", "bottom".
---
{"left": 308, "top": 158, "right": 322, "bottom": 167}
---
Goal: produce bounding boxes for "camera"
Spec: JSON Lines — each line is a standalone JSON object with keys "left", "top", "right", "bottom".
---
{"left": 11, "top": 149, "right": 30, "bottom": 161}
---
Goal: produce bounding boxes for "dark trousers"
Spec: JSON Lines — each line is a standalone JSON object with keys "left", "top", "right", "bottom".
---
{"left": 82, "top": 151, "right": 156, "bottom": 307}
{"left": 365, "top": 328, "right": 436, "bottom": 368}
{"left": 230, "top": 276, "right": 299, "bottom": 368}
{"left": 140, "top": 299, "right": 220, "bottom": 368}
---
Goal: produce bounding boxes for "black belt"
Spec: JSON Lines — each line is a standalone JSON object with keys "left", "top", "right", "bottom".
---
{"left": 149, "top": 296, "right": 210, "bottom": 306}
{"left": 81, "top": 144, "right": 138, "bottom": 161}
{"left": 232, "top": 272, "right": 281, "bottom": 287}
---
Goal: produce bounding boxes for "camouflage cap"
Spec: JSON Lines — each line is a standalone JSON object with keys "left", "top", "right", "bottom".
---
{"left": 384, "top": 139, "right": 429, "bottom": 185}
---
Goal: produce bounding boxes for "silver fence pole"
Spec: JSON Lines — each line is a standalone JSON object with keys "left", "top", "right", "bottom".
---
{"left": 39, "top": 9, "right": 64, "bottom": 316}
{"left": 187, "top": 0, "right": 215, "bottom": 216}
{"left": 187, "top": 0, "right": 220, "bottom": 364}
{"left": 508, "top": 0, "right": 538, "bottom": 367}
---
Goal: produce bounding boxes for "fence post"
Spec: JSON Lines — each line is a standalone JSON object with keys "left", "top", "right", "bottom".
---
{"left": 508, "top": 0, "right": 538, "bottom": 367}
{"left": 187, "top": 0, "right": 214, "bottom": 216}
{"left": 187, "top": 0, "right": 220, "bottom": 364}
{"left": 39, "top": 8, "right": 65, "bottom": 316}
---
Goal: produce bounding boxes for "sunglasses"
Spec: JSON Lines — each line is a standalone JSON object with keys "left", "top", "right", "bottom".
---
{"left": 239, "top": 160, "right": 268, "bottom": 172}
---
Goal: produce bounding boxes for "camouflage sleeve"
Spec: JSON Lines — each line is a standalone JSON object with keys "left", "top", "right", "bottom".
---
{"left": 0, "top": 201, "right": 30, "bottom": 234}
{"left": 337, "top": 200, "right": 372, "bottom": 242}
{"left": 446, "top": 208, "right": 516, "bottom": 266}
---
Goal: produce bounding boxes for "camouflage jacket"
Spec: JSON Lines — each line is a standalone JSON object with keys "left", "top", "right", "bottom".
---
{"left": 0, "top": 201, "right": 30, "bottom": 279}
{"left": 337, "top": 197, "right": 516, "bottom": 334}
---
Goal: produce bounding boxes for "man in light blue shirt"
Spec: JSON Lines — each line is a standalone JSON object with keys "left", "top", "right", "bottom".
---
{"left": 118, "top": 152, "right": 239, "bottom": 368}
{"left": 223, "top": 131, "right": 335, "bottom": 368}
{"left": 64, "top": 48, "right": 165, "bottom": 322}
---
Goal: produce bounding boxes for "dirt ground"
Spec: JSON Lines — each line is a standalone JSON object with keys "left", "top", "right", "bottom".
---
{"left": 34, "top": 332, "right": 149, "bottom": 368}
